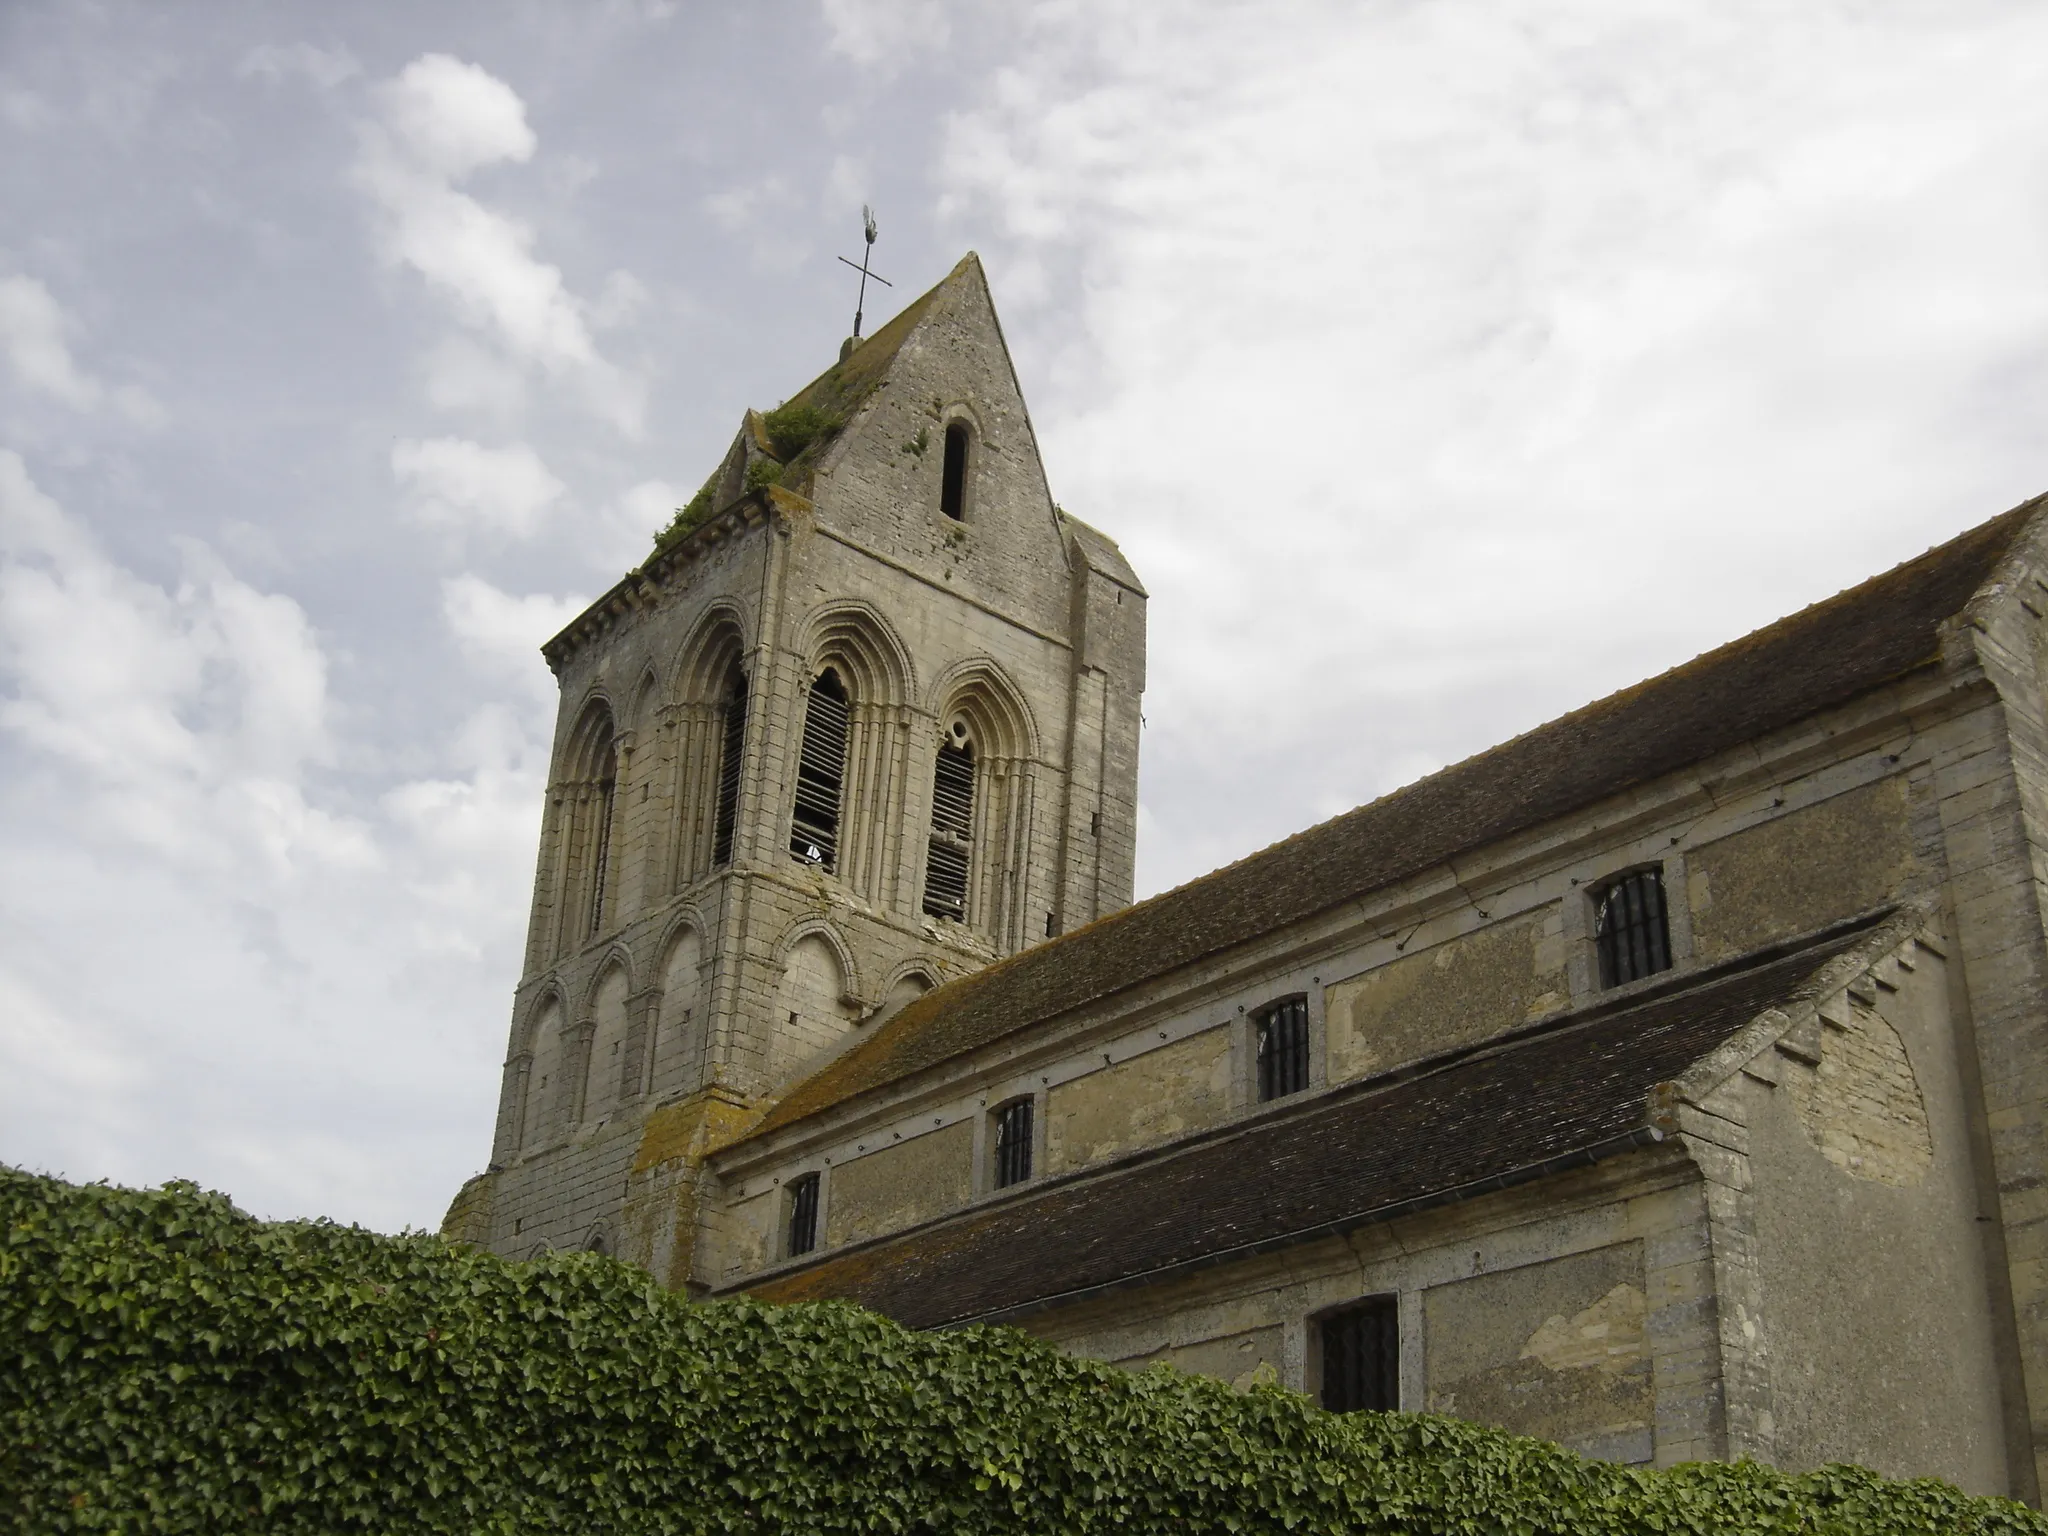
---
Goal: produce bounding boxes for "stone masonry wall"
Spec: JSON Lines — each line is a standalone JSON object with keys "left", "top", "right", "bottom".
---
{"left": 1023, "top": 1151, "right": 1721, "bottom": 1468}
{"left": 1675, "top": 926, "right": 2010, "bottom": 1494}
{"left": 1687, "top": 775, "right": 1916, "bottom": 964}
{"left": 454, "top": 257, "right": 1149, "bottom": 1295}
{"left": 1325, "top": 907, "right": 1566, "bottom": 1083}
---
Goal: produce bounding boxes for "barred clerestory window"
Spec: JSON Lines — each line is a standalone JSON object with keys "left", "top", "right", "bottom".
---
{"left": 1255, "top": 995, "right": 1310, "bottom": 1102}
{"left": 1320, "top": 1297, "right": 1399, "bottom": 1413}
{"left": 1594, "top": 867, "right": 1672, "bottom": 989}
{"left": 787, "top": 1172, "right": 820, "bottom": 1257}
{"left": 993, "top": 1098, "right": 1033, "bottom": 1189}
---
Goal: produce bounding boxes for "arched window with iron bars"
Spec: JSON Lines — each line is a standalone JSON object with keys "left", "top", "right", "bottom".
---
{"left": 1593, "top": 866, "right": 1671, "bottom": 988}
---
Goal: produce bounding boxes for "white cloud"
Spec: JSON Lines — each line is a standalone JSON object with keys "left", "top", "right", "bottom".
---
{"left": 704, "top": 176, "right": 811, "bottom": 272}
{"left": 382, "top": 702, "right": 553, "bottom": 962}
{"left": 379, "top": 53, "right": 534, "bottom": 179}
{"left": 821, "top": 0, "right": 951, "bottom": 67}
{"left": 591, "top": 269, "right": 648, "bottom": 329}
{"left": 392, "top": 581, "right": 584, "bottom": 957}
{"left": 354, "top": 54, "right": 646, "bottom": 435}
{"left": 392, "top": 436, "right": 565, "bottom": 540}
{"left": 0, "top": 276, "right": 98, "bottom": 408}
{"left": 0, "top": 274, "right": 160, "bottom": 422}
{"left": 441, "top": 573, "right": 586, "bottom": 702}
{"left": 0, "top": 450, "right": 365, "bottom": 873}
{"left": 584, "top": 477, "right": 685, "bottom": 574}
{"left": 935, "top": 0, "right": 2048, "bottom": 894}
{"left": 617, "top": 478, "right": 681, "bottom": 533}
{"left": 418, "top": 335, "right": 527, "bottom": 417}
{"left": 0, "top": 451, "right": 550, "bottom": 1228}
{"left": 238, "top": 41, "right": 361, "bottom": 91}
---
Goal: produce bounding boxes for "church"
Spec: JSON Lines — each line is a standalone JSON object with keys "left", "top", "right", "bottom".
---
{"left": 444, "top": 253, "right": 2047, "bottom": 1503}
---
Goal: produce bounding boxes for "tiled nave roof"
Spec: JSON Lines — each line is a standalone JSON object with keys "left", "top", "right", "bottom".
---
{"left": 740, "top": 923, "right": 1882, "bottom": 1326}
{"left": 743, "top": 496, "right": 2040, "bottom": 1144}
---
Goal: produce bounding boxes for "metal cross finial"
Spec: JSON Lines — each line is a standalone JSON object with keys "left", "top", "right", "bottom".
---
{"left": 837, "top": 204, "right": 893, "bottom": 341}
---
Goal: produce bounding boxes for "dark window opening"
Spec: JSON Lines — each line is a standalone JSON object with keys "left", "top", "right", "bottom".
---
{"left": 1089, "top": 810, "right": 1100, "bottom": 837}
{"left": 940, "top": 422, "right": 969, "bottom": 520}
{"left": 711, "top": 670, "right": 748, "bottom": 867}
{"left": 1044, "top": 910, "right": 1057, "bottom": 938}
{"left": 1594, "top": 867, "right": 1672, "bottom": 989}
{"left": 993, "top": 1098, "right": 1033, "bottom": 1188}
{"left": 922, "top": 736, "right": 975, "bottom": 920}
{"left": 588, "top": 743, "right": 618, "bottom": 938}
{"left": 787, "top": 1172, "right": 820, "bottom": 1257}
{"left": 1255, "top": 995, "right": 1310, "bottom": 1102}
{"left": 790, "top": 669, "right": 849, "bottom": 871}
{"left": 1320, "top": 1297, "right": 1399, "bottom": 1413}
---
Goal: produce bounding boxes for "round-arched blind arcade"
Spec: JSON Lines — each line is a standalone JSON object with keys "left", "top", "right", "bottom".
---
{"left": 789, "top": 668, "right": 850, "bottom": 872}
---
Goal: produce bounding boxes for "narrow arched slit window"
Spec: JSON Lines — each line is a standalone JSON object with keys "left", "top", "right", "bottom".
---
{"left": 711, "top": 668, "right": 748, "bottom": 868}
{"left": 587, "top": 740, "right": 618, "bottom": 937}
{"left": 940, "top": 421, "right": 969, "bottom": 520}
{"left": 922, "top": 725, "right": 975, "bottom": 921}
{"left": 790, "top": 668, "right": 849, "bottom": 871}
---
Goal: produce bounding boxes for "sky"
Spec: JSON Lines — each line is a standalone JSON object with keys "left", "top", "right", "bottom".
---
{"left": 4, "top": 0, "right": 2047, "bottom": 1234}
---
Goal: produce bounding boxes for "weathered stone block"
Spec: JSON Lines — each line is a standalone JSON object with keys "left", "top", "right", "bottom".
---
{"left": 1046, "top": 1028, "right": 1231, "bottom": 1174}
{"left": 1689, "top": 777, "right": 1914, "bottom": 962}
{"left": 1325, "top": 908, "right": 1565, "bottom": 1083}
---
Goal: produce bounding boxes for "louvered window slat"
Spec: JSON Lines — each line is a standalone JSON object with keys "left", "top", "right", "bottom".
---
{"left": 789, "top": 671, "right": 848, "bottom": 871}
{"left": 922, "top": 740, "right": 976, "bottom": 920}
{"left": 711, "top": 673, "right": 747, "bottom": 868}
{"left": 588, "top": 746, "right": 617, "bottom": 938}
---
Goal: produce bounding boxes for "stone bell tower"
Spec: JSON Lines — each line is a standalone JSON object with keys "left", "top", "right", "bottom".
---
{"left": 442, "top": 254, "right": 1147, "bottom": 1286}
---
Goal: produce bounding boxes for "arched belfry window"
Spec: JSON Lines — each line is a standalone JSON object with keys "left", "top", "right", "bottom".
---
{"left": 587, "top": 738, "right": 619, "bottom": 937}
{"left": 922, "top": 721, "right": 976, "bottom": 921}
{"left": 940, "top": 421, "right": 969, "bottom": 520}
{"left": 790, "top": 668, "right": 849, "bottom": 871}
{"left": 711, "top": 668, "right": 748, "bottom": 868}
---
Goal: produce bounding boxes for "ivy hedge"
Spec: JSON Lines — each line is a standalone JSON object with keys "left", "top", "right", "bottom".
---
{"left": 3, "top": 1166, "right": 2039, "bottom": 1535}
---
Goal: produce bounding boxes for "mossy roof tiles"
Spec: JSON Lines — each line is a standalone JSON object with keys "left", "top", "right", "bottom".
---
{"left": 739, "top": 924, "right": 1878, "bottom": 1326}
{"left": 743, "top": 496, "right": 2041, "bottom": 1144}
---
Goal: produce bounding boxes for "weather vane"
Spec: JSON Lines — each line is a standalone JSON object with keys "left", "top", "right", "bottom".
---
{"left": 837, "top": 205, "right": 892, "bottom": 341}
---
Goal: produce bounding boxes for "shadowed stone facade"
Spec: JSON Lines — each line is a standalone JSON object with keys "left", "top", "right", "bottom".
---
{"left": 449, "top": 254, "right": 2048, "bottom": 1503}
{"left": 444, "top": 255, "right": 1145, "bottom": 1289}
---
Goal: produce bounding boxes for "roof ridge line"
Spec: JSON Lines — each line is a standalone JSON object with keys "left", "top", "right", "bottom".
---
{"left": 742, "top": 493, "right": 2044, "bottom": 1142}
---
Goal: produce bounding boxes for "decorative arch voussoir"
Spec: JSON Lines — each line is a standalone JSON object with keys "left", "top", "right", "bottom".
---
{"left": 772, "top": 915, "right": 863, "bottom": 1002}
{"left": 929, "top": 655, "right": 1040, "bottom": 762}
{"left": 672, "top": 601, "right": 753, "bottom": 704}
{"left": 798, "top": 599, "right": 916, "bottom": 705}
